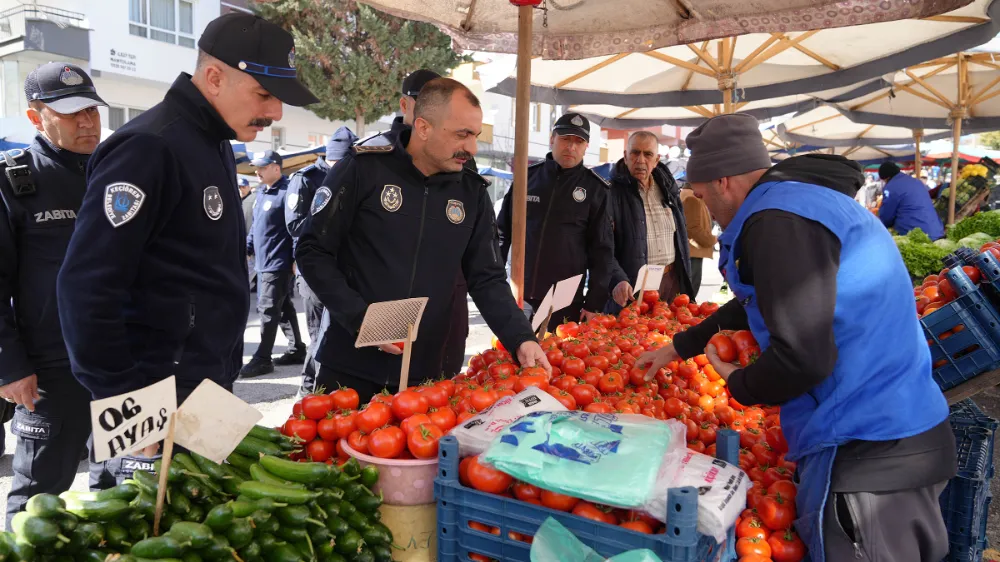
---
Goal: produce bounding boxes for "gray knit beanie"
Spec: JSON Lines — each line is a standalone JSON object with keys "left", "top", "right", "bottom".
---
{"left": 685, "top": 114, "right": 772, "bottom": 183}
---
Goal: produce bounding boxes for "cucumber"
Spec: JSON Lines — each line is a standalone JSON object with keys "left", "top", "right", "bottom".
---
{"left": 178, "top": 479, "right": 205, "bottom": 502}
{"left": 225, "top": 454, "right": 256, "bottom": 474}
{"left": 333, "top": 529, "right": 363, "bottom": 557}
{"left": 174, "top": 455, "right": 224, "bottom": 497}
{"left": 341, "top": 482, "right": 371, "bottom": 503}
{"left": 248, "top": 466, "right": 306, "bottom": 490}
{"left": 53, "top": 514, "right": 77, "bottom": 534}
{"left": 159, "top": 512, "right": 179, "bottom": 532}
{"left": 217, "top": 466, "right": 245, "bottom": 497}
{"left": 353, "top": 548, "right": 375, "bottom": 562}
{"left": 104, "top": 523, "right": 130, "bottom": 550}
{"left": 369, "top": 543, "right": 393, "bottom": 562}
{"left": 361, "top": 526, "right": 390, "bottom": 547}
{"left": 190, "top": 453, "right": 229, "bottom": 483}
{"left": 289, "top": 541, "right": 310, "bottom": 560}
{"left": 344, "top": 512, "right": 371, "bottom": 534}
{"left": 73, "top": 523, "right": 105, "bottom": 550}
{"left": 248, "top": 426, "right": 284, "bottom": 444}
{"left": 131, "top": 536, "right": 185, "bottom": 559}
{"left": 201, "top": 536, "right": 235, "bottom": 562}
{"left": 238, "top": 542, "right": 262, "bottom": 562}
{"left": 224, "top": 519, "right": 253, "bottom": 550}
{"left": 130, "top": 491, "right": 156, "bottom": 519}
{"left": 321, "top": 503, "right": 340, "bottom": 520}
{"left": 129, "top": 472, "right": 159, "bottom": 495}
{"left": 340, "top": 459, "right": 360, "bottom": 478}
{"left": 169, "top": 491, "right": 193, "bottom": 515}
{"left": 324, "top": 517, "right": 348, "bottom": 538}
{"left": 262, "top": 544, "right": 301, "bottom": 562}
{"left": 234, "top": 437, "right": 285, "bottom": 459}
{"left": 272, "top": 527, "right": 307, "bottom": 544}
{"left": 359, "top": 466, "right": 379, "bottom": 490}
{"left": 250, "top": 512, "right": 278, "bottom": 535}
{"left": 203, "top": 504, "right": 234, "bottom": 533}
{"left": 353, "top": 493, "right": 382, "bottom": 515}
{"left": 166, "top": 522, "right": 213, "bottom": 550}
{"left": 183, "top": 505, "right": 205, "bottom": 524}
{"left": 181, "top": 552, "right": 203, "bottom": 562}
{"left": 273, "top": 506, "right": 310, "bottom": 528}
{"left": 317, "top": 488, "right": 344, "bottom": 507}
{"left": 254, "top": 534, "right": 279, "bottom": 554}
{"left": 62, "top": 484, "right": 139, "bottom": 503}
{"left": 25, "top": 495, "right": 66, "bottom": 519}
{"left": 78, "top": 549, "right": 111, "bottom": 562}
{"left": 121, "top": 510, "right": 147, "bottom": 525}
{"left": 227, "top": 501, "right": 254, "bottom": 519}
{"left": 257, "top": 458, "right": 329, "bottom": 486}
{"left": 104, "top": 554, "right": 136, "bottom": 562}
{"left": 10, "top": 537, "right": 36, "bottom": 562}
{"left": 11, "top": 513, "right": 69, "bottom": 547}
{"left": 236, "top": 483, "right": 318, "bottom": 506}
{"left": 153, "top": 460, "right": 185, "bottom": 483}
{"left": 336, "top": 501, "right": 356, "bottom": 521}
{"left": 135, "top": 558, "right": 183, "bottom": 562}
{"left": 128, "top": 520, "right": 150, "bottom": 541}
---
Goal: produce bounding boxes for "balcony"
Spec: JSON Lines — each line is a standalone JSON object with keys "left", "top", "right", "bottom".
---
{"left": 0, "top": 5, "right": 89, "bottom": 60}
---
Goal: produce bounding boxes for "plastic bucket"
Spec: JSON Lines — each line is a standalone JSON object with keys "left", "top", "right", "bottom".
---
{"left": 340, "top": 439, "right": 438, "bottom": 505}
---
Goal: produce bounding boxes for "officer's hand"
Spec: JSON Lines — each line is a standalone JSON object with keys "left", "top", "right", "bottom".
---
{"left": 378, "top": 343, "right": 403, "bottom": 355}
{"left": 516, "top": 341, "right": 552, "bottom": 374}
{"left": 637, "top": 344, "right": 681, "bottom": 382}
{"left": 612, "top": 281, "right": 634, "bottom": 307}
{"left": 580, "top": 309, "right": 598, "bottom": 322}
{"left": 139, "top": 443, "right": 160, "bottom": 458}
{"left": 706, "top": 344, "right": 738, "bottom": 382}
{"left": 0, "top": 374, "right": 39, "bottom": 412}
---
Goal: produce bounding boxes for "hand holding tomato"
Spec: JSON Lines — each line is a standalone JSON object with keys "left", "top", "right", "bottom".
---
{"left": 515, "top": 341, "right": 553, "bottom": 374}
{"left": 705, "top": 344, "right": 738, "bottom": 381}
{"left": 636, "top": 343, "right": 681, "bottom": 382}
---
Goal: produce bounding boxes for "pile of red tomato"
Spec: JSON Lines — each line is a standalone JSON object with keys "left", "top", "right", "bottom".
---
{"left": 280, "top": 291, "right": 806, "bottom": 562}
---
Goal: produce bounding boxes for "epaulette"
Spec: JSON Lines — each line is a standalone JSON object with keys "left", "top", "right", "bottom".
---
{"left": 588, "top": 168, "right": 611, "bottom": 187}
{"left": 462, "top": 166, "right": 489, "bottom": 188}
{"left": 353, "top": 144, "right": 394, "bottom": 155}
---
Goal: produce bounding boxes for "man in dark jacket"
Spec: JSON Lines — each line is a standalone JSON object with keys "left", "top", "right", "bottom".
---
{"left": 607, "top": 131, "right": 693, "bottom": 309}
{"left": 497, "top": 113, "right": 614, "bottom": 329}
{"left": 878, "top": 162, "right": 944, "bottom": 239}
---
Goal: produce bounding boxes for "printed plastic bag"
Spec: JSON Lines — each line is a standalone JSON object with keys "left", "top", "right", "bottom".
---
{"left": 668, "top": 449, "right": 749, "bottom": 543}
{"left": 447, "top": 388, "right": 567, "bottom": 457}
{"left": 481, "top": 411, "right": 687, "bottom": 516}
{"left": 530, "top": 517, "right": 664, "bottom": 562}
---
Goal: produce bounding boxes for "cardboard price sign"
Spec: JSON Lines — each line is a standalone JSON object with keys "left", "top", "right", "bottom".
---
{"left": 174, "top": 380, "right": 262, "bottom": 464}
{"left": 90, "top": 376, "right": 177, "bottom": 463}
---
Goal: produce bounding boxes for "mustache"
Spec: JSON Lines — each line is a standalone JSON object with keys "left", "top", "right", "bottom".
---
{"left": 453, "top": 151, "right": 473, "bottom": 160}
{"left": 248, "top": 118, "right": 273, "bottom": 128}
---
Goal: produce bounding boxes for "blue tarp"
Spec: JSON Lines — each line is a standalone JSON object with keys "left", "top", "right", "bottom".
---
{"left": 479, "top": 167, "right": 513, "bottom": 180}
{"left": 0, "top": 138, "right": 29, "bottom": 151}
{"left": 591, "top": 162, "right": 613, "bottom": 181}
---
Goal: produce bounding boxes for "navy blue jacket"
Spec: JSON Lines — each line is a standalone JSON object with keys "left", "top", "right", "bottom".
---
{"left": 0, "top": 136, "right": 89, "bottom": 385}
{"left": 285, "top": 157, "right": 329, "bottom": 244}
{"left": 296, "top": 132, "right": 535, "bottom": 384}
{"left": 248, "top": 175, "right": 294, "bottom": 272}
{"left": 57, "top": 74, "right": 250, "bottom": 399}
{"left": 879, "top": 172, "right": 944, "bottom": 239}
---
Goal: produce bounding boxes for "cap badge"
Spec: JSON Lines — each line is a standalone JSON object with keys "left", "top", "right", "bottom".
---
{"left": 571, "top": 115, "right": 584, "bottom": 127}
{"left": 381, "top": 185, "right": 402, "bottom": 212}
{"left": 573, "top": 186, "right": 587, "bottom": 203}
{"left": 288, "top": 48, "right": 296, "bottom": 68}
{"left": 446, "top": 199, "right": 466, "bottom": 225}
{"left": 203, "top": 186, "right": 224, "bottom": 220}
{"left": 238, "top": 61, "right": 248, "bottom": 70}
{"left": 59, "top": 67, "right": 84, "bottom": 86}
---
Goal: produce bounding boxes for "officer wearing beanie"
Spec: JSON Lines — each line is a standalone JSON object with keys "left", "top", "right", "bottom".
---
{"left": 638, "top": 114, "right": 955, "bottom": 562}
{"left": 286, "top": 125, "right": 358, "bottom": 395}
{"left": 0, "top": 62, "right": 106, "bottom": 524}
{"left": 58, "top": 13, "right": 318, "bottom": 485}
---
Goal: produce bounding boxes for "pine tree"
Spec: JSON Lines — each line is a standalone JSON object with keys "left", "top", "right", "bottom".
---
{"left": 252, "top": 0, "right": 469, "bottom": 134}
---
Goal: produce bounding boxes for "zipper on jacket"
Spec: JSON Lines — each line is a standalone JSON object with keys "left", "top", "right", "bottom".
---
{"left": 408, "top": 186, "right": 429, "bottom": 296}
{"left": 529, "top": 186, "right": 558, "bottom": 297}
{"left": 839, "top": 493, "right": 865, "bottom": 559}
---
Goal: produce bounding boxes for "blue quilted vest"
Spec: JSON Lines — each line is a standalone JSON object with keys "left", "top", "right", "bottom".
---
{"left": 718, "top": 180, "right": 948, "bottom": 561}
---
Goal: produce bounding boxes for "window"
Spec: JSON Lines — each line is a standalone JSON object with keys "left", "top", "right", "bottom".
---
{"left": 549, "top": 105, "right": 557, "bottom": 130}
{"left": 308, "top": 133, "right": 329, "bottom": 148}
{"left": 531, "top": 103, "right": 542, "bottom": 132}
{"left": 272, "top": 127, "right": 285, "bottom": 151}
{"left": 107, "top": 105, "right": 146, "bottom": 130}
{"left": 129, "top": 0, "right": 195, "bottom": 48}
{"left": 128, "top": 108, "right": 145, "bottom": 121}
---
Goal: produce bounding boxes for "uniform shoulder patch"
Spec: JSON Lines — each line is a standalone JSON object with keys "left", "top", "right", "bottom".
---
{"left": 311, "top": 186, "right": 333, "bottom": 215}
{"left": 104, "top": 182, "right": 146, "bottom": 228}
{"left": 588, "top": 168, "right": 611, "bottom": 187}
{"left": 353, "top": 144, "right": 393, "bottom": 155}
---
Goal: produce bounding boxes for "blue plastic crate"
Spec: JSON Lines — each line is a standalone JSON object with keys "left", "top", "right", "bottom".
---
{"left": 950, "top": 399, "right": 999, "bottom": 430}
{"left": 922, "top": 266, "right": 1000, "bottom": 391}
{"left": 435, "top": 430, "right": 742, "bottom": 562}
{"left": 940, "top": 417, "right": 997, "bottom": 551}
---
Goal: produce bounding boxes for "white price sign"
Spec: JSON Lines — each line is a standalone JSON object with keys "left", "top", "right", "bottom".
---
{"left": 90, "top": 376, "right": 177, "bottom": 463}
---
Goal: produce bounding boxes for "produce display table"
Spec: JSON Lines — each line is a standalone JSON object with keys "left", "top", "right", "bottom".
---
{"left": 944, "top": 367, "right": 1000, "bottom": 405}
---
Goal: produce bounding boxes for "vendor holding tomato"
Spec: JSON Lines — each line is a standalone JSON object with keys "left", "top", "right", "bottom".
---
{"left": 639, "top": 114, "right": 956, "bottom": 562}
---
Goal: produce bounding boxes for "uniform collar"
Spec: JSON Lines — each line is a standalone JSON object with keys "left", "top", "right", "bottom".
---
{"left": 165, "top": 73, "right": 238, "bottom": 142}
{"left": 32, "top": 133, "right": 89, "bottom": 175}
{"left": 262, "top": 176, "right": 288, "bottom": 193}
{"left": 393, "top": 129, "right": 463, "bottom": 185}
{"left": 545, "top": 152, "right": 584, "bottom": 176}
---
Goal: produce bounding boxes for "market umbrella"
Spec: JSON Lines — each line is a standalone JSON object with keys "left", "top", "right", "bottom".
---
{"left": 769, "top": 143, "right": 917, "bottom": 165}
{"left": 797, "top": 51, "right": 1000, "bottom": 223}
{"left": 237, "top": 146, "right": 325, "bottom": 176}
{"left": 359, "top": 0, "right": 981, "bottom": 304}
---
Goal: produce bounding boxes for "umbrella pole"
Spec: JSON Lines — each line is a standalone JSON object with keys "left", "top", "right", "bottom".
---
{"left": 948, "top": 55, "right": 968, "bottom": 226}
{"left": 510, "top": 5, "right": 533, "bottom": 307}
{"left": 723, "top": 88, "right": 733, "bottom": 114}
{"left": 914, "top": 129, "right": 922, "bottom": 179}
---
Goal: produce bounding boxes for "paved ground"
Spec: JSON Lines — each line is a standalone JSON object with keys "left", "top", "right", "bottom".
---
{"left": 0, "top": 261, "right": 728, "bottom": 528}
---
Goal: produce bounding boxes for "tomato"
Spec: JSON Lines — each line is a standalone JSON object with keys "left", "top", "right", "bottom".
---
{"left": 487, "top": 361, "right": 516, "bottom": 379}
{"left": 545, "top": 348, "right": 565, "bottom": 368}
{"left": 456, "top": 409, "right": 478, "bottom": 424}
{"left": 736, "top": 555, "right": 772, "bottom": 562}
{"left": 963, "top": 265, "right": 982, "bottom": 285}
{"left": 407, "top": 423, "right": 444, "bottom": 459}
{"left": 427, "top": 407, "right": 458, "bottom": 432}
{"left": 435, "top": 378, "right": 457, "bottom": 398}
{"left": 699, "top": 301, "right": 720, "bottom": 316}
{"left": 584, "top": 354, "right": 610, "bottom": 371}
{"left": 466, "top": 456, "right": 513, "bottom": 494}
{"left": 301, "top": 393, "right": 335, "bottom": 420}
{"left": 736, "top": 537, "right": 771, "bottom": 558}
{"left": 561, "top": 357, "right": 587, "bottom": 377}
{"left": 459, "top": 456, "right": 475, "bottom": 487}
{"left": 331, "top": 387, "right": 360, "bottom": 410}
{"left": 570, "top": 384, "right": 599, "bottom": 407}
{"left": 760, "top": 426, "right": 788, "bottom": 453}
{"left": 400, "top": 413, "right": 433, "bottom": 436}
{"left": 291, "top": 401, "right": 303, "bottom": 417}
{"left": 556, "top": 321, "right": 580, "bottom": 339}
{"left": 391, "top": 390, "right": 429, "bottom": 421}
{"left": 619, "top": 520, "right": 653, "bottom": 534}
{"left": 512, "top": 481, "right": 542, "bottom": 502}
{"left": 552, "top": 375, "right": 578, "bottom": 392}
{"left": 707, "top": 333, "right": 737, "bottom": 363}
{"left": 687, "top": 439, "right": 706, "bottom": 454}
{"left": 698, "top": 423, "right": 717, "bottom": 445}
{"left": 738, "top": 347, "right": 760, "bottom": 367}
{"left": 333, "top": 410, "right": 358, "bottom": 440}
{"left": 481, "top": 349, "right": 500, "bottom": 366}
{"left": 762, "top": 466, "right": 793, "bottom": 488}
{"left": 416, "top": 383, "right": 450, "bottom": 408}
{"left": 317, "top": 414, "right": 339, "bottom": 442}
{"left": 306, "top": 439, "right": 335, "bottom": 462}
{"left": 368, "top": 425, "right": 406, "bottom": 459}
{"left": 731, "top": 330, "right": 758, "bottom": 352}
{"left": 550, "top": 389, "right": 578, "bottom": 410}
{"left": 767, "top": 480, "right": 797, "bottom": 501}
{"left": 572, "top": 502, "right": 618, "bottom": 525}
{"left": 356, "top": 402, "right": 392, "bottom": 434}
{"left": 598, "top": 371, "right": 626, "bottom": 394}
{"left": 283, "top": 416, "right": 318, "bottom": 442}
{"left": 768, "top": 528, "right": 806, "bottom": 562}
{"left": 470, "top": 388, "right": 500, "bottom": 412}
{"left": 540, "top": 490, "right": 579, "bottom": 512}
{"left": 672, "top": 294, "right": 690, "bottom": 308}
{"left": 370, "top": 390, "right": 393, "bottom": 405}
{"left": 757, "top": 494, "right": 795, "bottom": 531}
{"left": 752, "top": 442, "right": 779, "bottom": 467}
{"left": 347, "top": 430, "right": 369, "bottom": 454}
{"left": 736, "top": 516, "right": 769, "bottom": 540}
{"left": 514, "top": 374, "right": 549, "bottom": 393}
{"left": 468, "top": 354, "right": 486, "bottom": 373}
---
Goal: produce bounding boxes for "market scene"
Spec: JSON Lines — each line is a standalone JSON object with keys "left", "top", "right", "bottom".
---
{"left": 11, "top": 0, "right": 1000, "bottom": 561}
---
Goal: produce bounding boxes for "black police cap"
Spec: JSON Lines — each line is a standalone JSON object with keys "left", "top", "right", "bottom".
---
{"left": 198, "top": 13, "right": 319, "bottom": 107}
{"left": 251, "top": 150, "right": 283, "bottom": 167}
{"left": 553, "top": 112, "right": 591, "bottom": 143}
{"left": 401, "top": 69, "right": 441, "bottom": 98}
{"left": 24, "top": 62, "right": 106, "bottom": 114}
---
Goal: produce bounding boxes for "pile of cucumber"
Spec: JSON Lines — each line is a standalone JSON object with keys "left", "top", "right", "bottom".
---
{"left": 1, "top": 426, "right": 395, "bottom": 562}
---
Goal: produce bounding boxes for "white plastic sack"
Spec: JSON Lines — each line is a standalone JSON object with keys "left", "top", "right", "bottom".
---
{"left": 666, "top": 449, "right": 749, "bottom": 543}
{"left": 447, "top": 388, "right": 567, "bottom": 457}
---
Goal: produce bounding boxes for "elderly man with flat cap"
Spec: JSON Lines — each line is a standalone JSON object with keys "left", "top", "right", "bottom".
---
{"left": 58, "top": 12, "right": 318, "bottom": 485}
{"left": 637, "top": 114, "right": 955, "bottom": 562}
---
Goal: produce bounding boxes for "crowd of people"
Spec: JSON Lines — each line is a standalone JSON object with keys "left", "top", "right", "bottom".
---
{"left": 0, "top": 9, "right": 963, "bottom": 562}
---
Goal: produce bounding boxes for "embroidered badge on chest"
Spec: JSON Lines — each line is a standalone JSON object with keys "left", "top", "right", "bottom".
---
{"left": 104, "top": 183, "right": 146, "bottom": 228}
{"left": 381, "top": 185, "right": 402, "bottom": 212}
{"left": 311, "top": 187, "right": 332, "bottom": 215}
{"left": 203, "top": 186, "right": 223, "bottom": 220}
{"left": 263, "top": 200, "right": 273, "bottom": 212}
{"left": 446, "top": 199, "right": 466, "bottom": 224}
{"left": 573, "top": 186, "right": 587, "bottom": 202}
